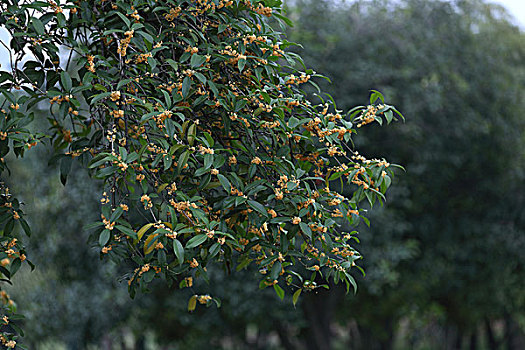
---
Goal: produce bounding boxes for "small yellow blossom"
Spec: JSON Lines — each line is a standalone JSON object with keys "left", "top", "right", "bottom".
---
{"left": 190, "top": 258, "right": 199, "bottom": 268}
{"left": 267, "top": 209, "right": 277, "bottom": 218}
{"left": 110, "top": 91, "right": 121, "bottom": 101}
{"left": 197, "top": 295, "right": 212, "bottom": 304}
{"left": 184, "top": 276, "right": 193, "bottom": 287}
{"left": 141, "top": 194, "right": 152, "bottom": 209}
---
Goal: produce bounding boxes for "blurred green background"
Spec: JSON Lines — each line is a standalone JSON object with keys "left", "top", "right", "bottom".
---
{"left": 4, "top": 0, "right": 525, "bottom": 348}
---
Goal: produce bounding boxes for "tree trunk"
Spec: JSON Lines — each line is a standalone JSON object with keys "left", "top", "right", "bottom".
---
{"left": 276, "top": 322, "right": 298, "bottom": 350}
{"left": 485, "top": 318, "right": 498, "bottom": 350}
{"left": 505, "top": 313, "right": 525, "bottom": 350}
{"left": 469, "top": 330, "right": 477, "bottom": 350}
{"left": 455, "top": 332, "right": 463, "bottom": 350}
{"left": 300, "top": 285, "right": 343, "bottom": 350}
{"left": 135, "top": 335, "right": 145, "bottom": 350}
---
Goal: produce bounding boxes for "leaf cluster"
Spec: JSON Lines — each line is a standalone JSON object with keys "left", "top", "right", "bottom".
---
{"left": 0, "top": 0, "right": 402, "bottom": 341}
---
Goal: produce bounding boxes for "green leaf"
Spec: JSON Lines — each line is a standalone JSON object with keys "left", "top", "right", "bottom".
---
{"left": 143, "top": 233, "right": 159, "bottom": 255}
{"left": 186, "top": 234, "right": 207, "bottom": 249}
{"left": 84, "top": 221, "right": 104, "bottom": 230}
{"left": 273, "top": 283, "right": 285, "bottom": 301}
{"left": 88, "top": 156, "right": 110, "bottom": 169}
{"left": 177, "top": 150, "right": 190, "bottom": 174}
{"left": 273, "top": 12, "right": 294, "bottom": 27}
{"left": 203, "top": 132, "right": 215, "bottom": 147}
{"left": 147, "top": 56, "right": 157, "bottom": 70}
{"left": 194, "top": 72, "right": 207, "bottom": 84}
{"left": 115, "top": 11, "right": 131, "bottom": 28}
{"left": 270, "top": 261, "right": 282, "bottom": 280}
{"left": 9, "top": 258, "right": 21, "bottom": 276}
{"left": 288, "top": 116, "right": 300, "bottom": 129}
{"left": 247, "top": 200, "right": 268, "bottom": 217}
{"left": 292, "top": 289, "right": 302, "bottom": 307}
{"left": 187, "top": 123, "right": 196, "bottom": 146}
{"left": 166, "top": 59, "right": 178, "bottom": 71}
{"left": 19, "top": 218, "right": 31, "bottom": 237}
{"left": 115, "top": 225, "right": 137, "bottom": 239}
{"left": 384, "top": 175, "right": 392, "bottom": 188}
{"left": 173, "top": 239, "right": 185, "bottom": 265}
{"left": 238, "top": 58, "right": 246, "bottom": 72}
{"left": 213, "top": 297, "right": 221, "bottom": 308}
{"left": 32, "top": 17, "right": 45, "bottom": 36}
{"left": 217, "top": 174, "right": 231, "bottom": 193}
{"left": 137, "top": 30, "right": 154, "bottom": 44}
{"left": 136, "top": 223, "right": 154, "bottom": 241}
{"left": 369, "top": 90, "right": 384, "bottom": 104}
{"left": 344, "top": 271, "right": 358, "bottom": 294}
{"left": 56, "top": 12, "right": 66, "bottom": 26}
{"left": 60, "top": 71, "right": 72, "bottom": 91}
{"left": 209, "top": 242, "right": 221, "bottom": 259}
{"left": 188, "top": 295, "right": 197, "bottom": 312}
{"left": 91, "top": 92, "right": 111, "bottom": 105}
{"left": 190, "top": 54, "right": 206, "bottom": 68}
{"left": 218, "top": 23, "right": 228, "bottom": 33}
{"left": 163, "top": 153, "right": 173, "bottom": 170}
{"left": 182, "top": 76, "right": 192, "bottom": 98}
{"left": 385, "top": 109, "right": 393, "bottom": 124}
{"left": 60, "top": 156, "right": 72, "bottom": 185}
{"left": 110, "top": 206, "right": 124, "bottom": 222}
{"left": 299, "top": 222, "right": 312, "bottom": 240}
{"left": 99, "top": 229, "right": 110, "bottom": 246}
{"left": 207, "top": 80, "right": 218, "bottom": 97}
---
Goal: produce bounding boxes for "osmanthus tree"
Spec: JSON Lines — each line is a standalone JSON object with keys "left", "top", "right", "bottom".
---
{"left": 0, "top": 0, "right": 402, "bottom": 345}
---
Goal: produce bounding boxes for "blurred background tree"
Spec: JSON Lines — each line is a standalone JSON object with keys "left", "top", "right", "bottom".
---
{"left": 5, "top": 0, "right": 525, "bottom": 349}
{"left": 287, "top": 0, "right": 525, "bottom": 348}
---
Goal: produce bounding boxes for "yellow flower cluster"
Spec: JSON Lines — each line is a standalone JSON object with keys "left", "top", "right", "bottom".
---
{"left": 253, "top": 3, "right": 272, "bottom": 17}
{"left": 164, "top": 7, "right": 181, "bottom": 21}
{"left": 117, "top": 30, "right": 134, "bottom": 57}
{"left": 100, "top": 192, "right": 110, "bottom": 204}
{"left": 86, "top": 55, "right": 95, "bottom": 72}
{"left": 101, "top": 214, "right": 115, "bottom": 230}
{"left": 141, "top": 194, "right": 152, "bottom": 209}
{"left": 356, "top": 105, "right": 378, "bottom": 128}
{"left": 135, "top": 52, "right": 152, "bottom": 63}
{"left": 49, "top": 95, "right": 71, "bottom": 105}
{"left": 197, "top": 295, "right": 212, "bottom": 304}
{"left": 111, "top": 109, "right": 124, "bottom": 118}
{"left": 198, "top": 145, "right": 214, "bottom": 154}
{"left": 286, "top": 73, "right": 311, "bottom": 85}
{"left": 220, "top": 45, "right": 247, "bottom": 65}
{"left": 110, "top": 91, "right": 121, "bottom": 101}
{"left": 47, "top": 0, "right": 62, "bottom": 14}
{"left": 130, "top": 7, "right": 140, "bottom": 21}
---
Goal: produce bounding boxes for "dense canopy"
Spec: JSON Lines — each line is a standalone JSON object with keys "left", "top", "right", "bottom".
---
{"left": 0, "top": 0, "right": 402, "bottom": 345}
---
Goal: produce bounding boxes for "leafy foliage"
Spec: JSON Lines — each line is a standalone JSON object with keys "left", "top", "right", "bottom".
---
{"left": 0, "top": 0, "right": 402, "bottom": 345}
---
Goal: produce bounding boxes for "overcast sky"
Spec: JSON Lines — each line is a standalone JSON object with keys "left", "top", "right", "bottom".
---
{"left": 490, "top": 0, "right": 525, "bottom": 27}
